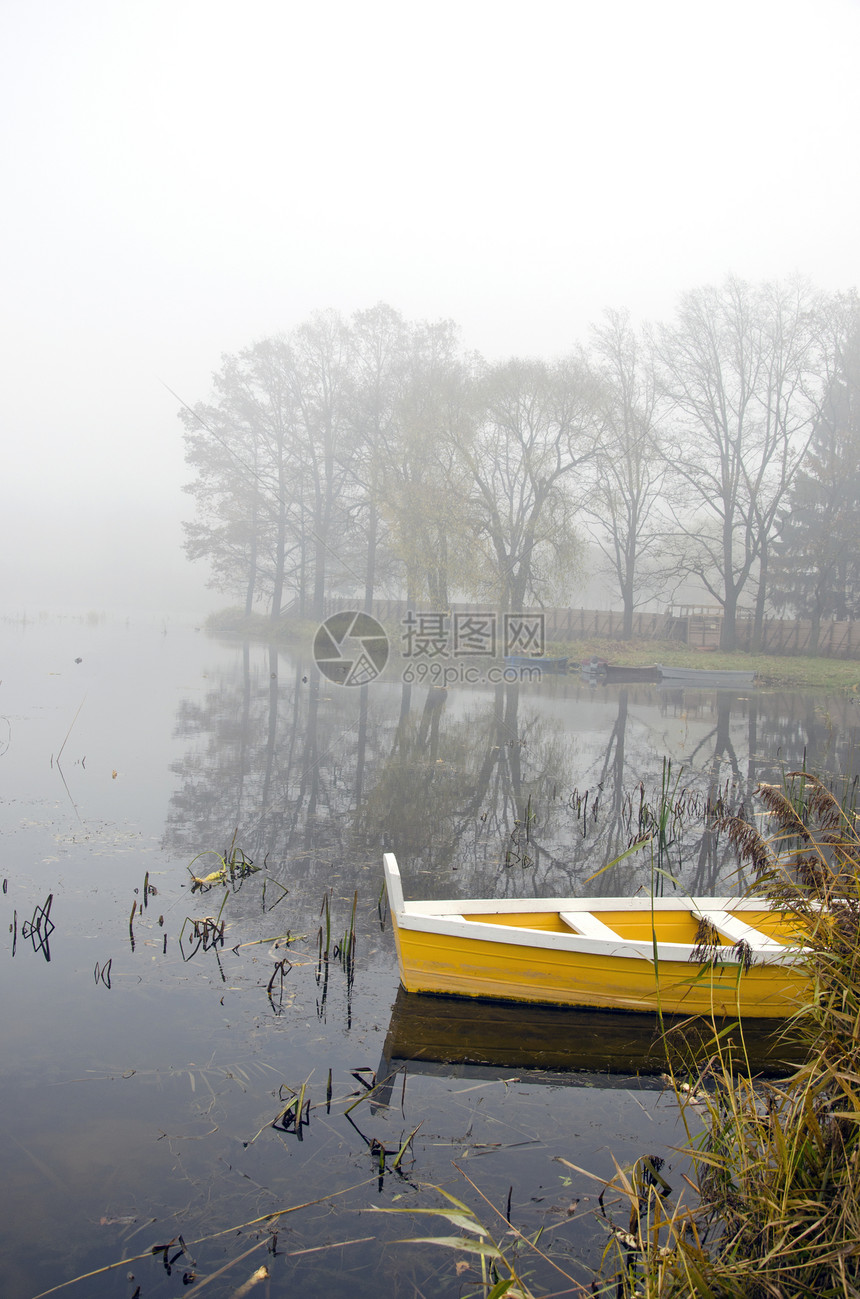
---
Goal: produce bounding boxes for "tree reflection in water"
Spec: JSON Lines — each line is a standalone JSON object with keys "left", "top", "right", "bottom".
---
{"left": 164, "top": 641, "right": 858, "bottom": 910}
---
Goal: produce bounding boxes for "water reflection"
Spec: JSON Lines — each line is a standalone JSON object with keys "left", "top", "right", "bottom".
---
{"left": 164, "top": 641, "right": 859, "bottom": 905}
{"left": 12, "top": 892, "right": 55, "bottom": 960}
{"left": 1, "top": 619, "right": 857, "bottom": 1298}
{"left": 375, "top": 987, "right": 799, "bottom": 1086}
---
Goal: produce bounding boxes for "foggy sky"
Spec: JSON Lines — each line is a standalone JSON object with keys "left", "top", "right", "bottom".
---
{"left": 2, "top": 0, "right": 858, "bottom": 617}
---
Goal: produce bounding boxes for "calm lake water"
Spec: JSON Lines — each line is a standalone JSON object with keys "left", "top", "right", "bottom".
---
{"left": 1, "top": 615, "right": 857, "bottom": 1298}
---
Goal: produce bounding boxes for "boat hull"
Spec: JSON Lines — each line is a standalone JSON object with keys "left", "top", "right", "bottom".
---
{"left": 384, "top": 854, "right": 809, "bottom": 1019}
{"left": 390, "top": 914, "right": 805, "bottom": 1017}
{"left": 581, "top": 662, "right": 660, "bottom": 682}
{"left": 657, "top": 664, "right": 756, "bottom": 686}
{"left": 604, "top": 665, "right": 660, "bottom": 682}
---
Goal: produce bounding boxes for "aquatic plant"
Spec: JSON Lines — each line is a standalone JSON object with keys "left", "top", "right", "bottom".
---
{"left": 369, "top": 1173, "right": 574, "bottom": 1299}
{"left": 317, "top": 887, "right": 358, "bottom": 977}
{"left": 187, "top": 832, "right": 261, "bottom": 892}
{"left": 29, "top": 1179, "right": 378, "bottom": 1299}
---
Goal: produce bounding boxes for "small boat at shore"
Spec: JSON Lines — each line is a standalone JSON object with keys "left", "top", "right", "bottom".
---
{"left": 657, "top": 664, "right": 756, "bottom": 687}
{"left": 504, "top": 654, "right": 569, "bottom": 672}
{"left": 581, "top": 661, "right": 660, "bottom": 683}
{"left": 606, "top": 664, "right": 660, "bottom": 682}
{"left": 383, "top": 853, "right": 809, "bottom": 1018}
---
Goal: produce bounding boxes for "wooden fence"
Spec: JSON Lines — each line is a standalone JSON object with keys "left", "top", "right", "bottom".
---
{"left": 322, "top": 597, "right": 860, "bottom": 660}
{"left": 733, "top": 617, "right": 860, "bottom": 658}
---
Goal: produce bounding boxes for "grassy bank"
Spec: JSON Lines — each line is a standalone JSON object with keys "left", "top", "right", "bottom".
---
{"left": 545, "top": 636, "right": 860, "bottom": 691}
{"left": 204, "top": 606, "right": 320, "bottom": 644}
{"left": 206, "top": 608, "right": 860, "bottom": 692}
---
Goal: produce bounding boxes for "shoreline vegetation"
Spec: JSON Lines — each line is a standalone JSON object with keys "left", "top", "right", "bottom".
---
{"left": 204, "top": 608, "right": 860, "bottom": 693}
{"left": 593, "top": 771, "right": 860, "bottom": 1297}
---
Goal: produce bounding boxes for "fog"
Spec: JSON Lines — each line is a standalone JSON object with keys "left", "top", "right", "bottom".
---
{"left": 2, "top": 0, "right": 858, "bottom": 618}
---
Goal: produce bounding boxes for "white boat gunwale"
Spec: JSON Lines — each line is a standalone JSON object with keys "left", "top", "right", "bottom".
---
{"left": 383, "top": 853, "right": 809, "bottom": 968}
{"left": 656, "top": 664, "right": 756, "bottom": 683}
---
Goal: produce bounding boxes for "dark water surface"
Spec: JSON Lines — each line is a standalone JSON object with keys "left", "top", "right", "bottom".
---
{"left": 1, "top": 616, "right": 856, "bottom": 1298}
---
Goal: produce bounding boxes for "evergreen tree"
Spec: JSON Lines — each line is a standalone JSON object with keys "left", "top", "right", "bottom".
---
{"left": 770, "top": 300, "right": 860, "bottom": 643}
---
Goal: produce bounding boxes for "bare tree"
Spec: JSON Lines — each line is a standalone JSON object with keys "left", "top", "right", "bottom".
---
{"left": 654, "top": 277, "right": 820, "bottom": 650}
{"left": 584, "top": 309, "right": 668, "bottom": 637}
{"left": 458, "top": 355, "right": 605, "bottom": 614}
{"left": 345, "top": 303, "right": 412, "bottom": 610}
{"left": 283, "top": 311, "right": 355, "bottom": 619}
{"left": 379, "top": 320, "right": 476, "bottom": 607}
{"left": 180, "top": 342, "right": 304, "bottom": 618}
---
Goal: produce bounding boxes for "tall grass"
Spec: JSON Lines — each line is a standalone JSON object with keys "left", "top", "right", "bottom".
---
{"left": 599, "top": 770, "right": 860, "bottom": 1297}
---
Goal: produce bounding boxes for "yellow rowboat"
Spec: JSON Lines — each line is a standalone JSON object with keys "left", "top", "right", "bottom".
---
{"left": 383, "top": 853, "right": 812, "bottom": 1018}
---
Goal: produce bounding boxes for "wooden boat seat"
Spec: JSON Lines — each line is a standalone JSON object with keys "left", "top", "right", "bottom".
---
{"left": 693, "top": 908, "right": 785, "bottom": 950}
{"left": 559, "top": 911, "right": 621, "bottom": 941}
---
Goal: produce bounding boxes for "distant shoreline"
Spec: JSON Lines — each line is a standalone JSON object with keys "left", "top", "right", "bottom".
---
{"left": 203, "top": 608, "right": 860, "bottom": 693}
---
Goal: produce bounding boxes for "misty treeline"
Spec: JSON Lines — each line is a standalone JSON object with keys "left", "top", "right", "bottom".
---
{"left": 180, "top": 279, "right": 860, "bottom": 650}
